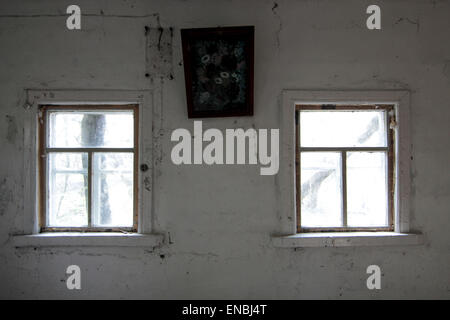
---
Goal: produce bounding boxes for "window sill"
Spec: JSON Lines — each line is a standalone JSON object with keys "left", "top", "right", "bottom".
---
{"left": 272, "top": 232, "right": 423, "bottom": 248}
{"left": 13, "top": 232, "right": 164, "bottom": 248}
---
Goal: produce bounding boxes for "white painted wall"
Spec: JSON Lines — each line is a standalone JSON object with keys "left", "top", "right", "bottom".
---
{"left": 0, "top": 0, "right": 449, "bottom": 299}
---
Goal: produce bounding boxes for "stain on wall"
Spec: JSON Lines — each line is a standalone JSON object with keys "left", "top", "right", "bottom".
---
{"left": 0, "top": 177, "right": 13, "bottom": 217}
{"left": 146, "top": 26, "right": 174, "bottom": 80}
{"left": 5, "top": 115, "right": 18, "bottom": 144}
{"left": 443, "top": 60, "right": 450, "bottom": 81}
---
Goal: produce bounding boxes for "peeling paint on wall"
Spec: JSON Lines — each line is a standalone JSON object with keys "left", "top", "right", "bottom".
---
{"left": 144, "top": 176, "right": 151, "bottom": 192}
{"left": 0, "top": 177, "right": 13, "bottom": 216}
{"left": 145, "top": 26, "right": 174, "bottom": 80}
{"left": 5, "top": 115, "right": 18, "bottom": 144}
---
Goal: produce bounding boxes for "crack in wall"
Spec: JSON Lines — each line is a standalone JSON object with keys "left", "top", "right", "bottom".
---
{"left": 145, "top": 26, "right": 174, "bottom": 80}
{"left": 271, "top": 2, "right": 282, "bottom": 49}
{"left": 0, "top": 13, "right": 160, "bottom": 19}
{"left": 394, "top": 17, "right": 420, "bottom": 32}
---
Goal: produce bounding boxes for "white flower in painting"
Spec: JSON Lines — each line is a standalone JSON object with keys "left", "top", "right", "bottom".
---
{"left": 231, "top": 72, "right": 240, "bottom": 81}
{"left": 215, "top": 77, "right": 223, "bottom": 84}
{"left": 201, "top": 55, "right": 210, "bottom": 63}
{"left": 220, "top": 71, "right": 230, "bottom": 78}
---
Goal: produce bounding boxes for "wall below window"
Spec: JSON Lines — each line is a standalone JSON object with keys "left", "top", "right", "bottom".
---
{"left": 0, "top": 0, "right": 449, "bottom": 299}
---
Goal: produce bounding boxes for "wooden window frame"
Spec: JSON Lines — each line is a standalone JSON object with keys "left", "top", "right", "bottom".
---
{"left": 38, "top": 104, "right": 139, "bottom": 232}
{"left": 295, "top": 104, "right": 395, "bottom": 233}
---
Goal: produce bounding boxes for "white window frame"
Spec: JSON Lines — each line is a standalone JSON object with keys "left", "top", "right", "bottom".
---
{"left": 15, "top": 89, "right": 163, "bottom": 247}
{"left": 273, "top": 90, "right": 422, "bottom": 247}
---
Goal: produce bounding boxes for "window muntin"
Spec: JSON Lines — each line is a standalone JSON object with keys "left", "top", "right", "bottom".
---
{"left": 296, "top": 105, "right": 394, "bottom": 232}
{"left": 39, "top": 105, "right": 138, "bottom": 232}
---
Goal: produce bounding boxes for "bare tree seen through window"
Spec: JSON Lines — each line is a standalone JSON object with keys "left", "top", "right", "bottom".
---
{"left": 81, "top": 114, "right": 112, "bottom": 225}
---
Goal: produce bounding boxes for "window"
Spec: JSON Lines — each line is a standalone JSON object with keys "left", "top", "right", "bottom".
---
{"left": 296, "top": 104, "right": 395, "bottom": 232}
{"left": 273, "top": 90, "right": 419, "bottom": 247}
{"left": 38, "top": 105, "right": 139, "bottom": 232}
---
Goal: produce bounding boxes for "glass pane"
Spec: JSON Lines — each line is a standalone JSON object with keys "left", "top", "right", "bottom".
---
{"left": 347, "top": 152, "right": 388, "bottom": 227}
{"left": 300, "top": 152, "right": 342, "bottom": 228}
{"left": 48, "top": 153, "right": 88, "bottom": 227}
{"left": 48, "top": 111, "right": 134, "bottom": 148}
{"left": 300, "top": 110, "right": 386, "bottom": 147}
{"left": 92, "top": 153, "right": 134, "bottom": 227}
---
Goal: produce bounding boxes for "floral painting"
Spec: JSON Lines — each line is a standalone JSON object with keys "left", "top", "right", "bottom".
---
{"left": 192, "top": 39, "right": 247, "bottom": 111}
{"left": 181, "top": 27, "right": 254, "bottom": 118}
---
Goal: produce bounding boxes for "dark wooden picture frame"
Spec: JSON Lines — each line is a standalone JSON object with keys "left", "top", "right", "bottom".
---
{"left": 181, "top": 26, "right": 254, "bottom": 118}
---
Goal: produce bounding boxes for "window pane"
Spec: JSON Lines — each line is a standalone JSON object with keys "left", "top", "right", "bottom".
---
{"left": 92, "top": 153, "right": 134, "bottom": 227}
{"left": 48, "top": 111, "right": 134, "bottom": 148}
{"left": 48, "top": 153, "right": 88, "bottom": 227}
{"left": 300, "top": 152, "right": 342, "bottom": 228}
{"left": 347, "top": 152, "right": 388, "bottom": 227}
{"left": 300, "top": 110, "right": 386, "bottom": 147}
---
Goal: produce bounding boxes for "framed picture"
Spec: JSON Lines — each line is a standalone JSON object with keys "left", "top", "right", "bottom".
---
{"left": 181, "top": 26, "right": 254, "bottom": 118}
